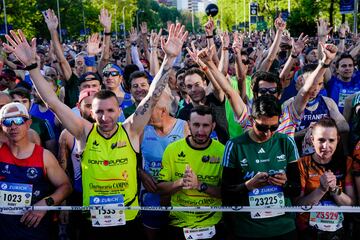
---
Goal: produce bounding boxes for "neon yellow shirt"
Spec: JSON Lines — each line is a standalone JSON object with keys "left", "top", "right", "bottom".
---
{"left": 158, "top": 137, "right": 224, "bottom": 228}
{"left": 82, "top": 123, "right": 139, "bottom": 221}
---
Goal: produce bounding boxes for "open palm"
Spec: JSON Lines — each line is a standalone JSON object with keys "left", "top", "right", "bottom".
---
{"left": 161, "top": 23, "right": 188, "bottom": 58}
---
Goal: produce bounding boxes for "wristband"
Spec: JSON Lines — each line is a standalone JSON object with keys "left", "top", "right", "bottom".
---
{"left": 222, "top": 47, "right": 230, "bottom": 51}
{"left": 24, "top": 62, "right": 38, "bottom": 71}
{"left": 201, "top": 66, "right": 209, "bottom": 72}
{"left": 206, "top": 35, "right": 213, "bottom": 39}
{"left": 320, "top": 61, "right": 331, "bottom": 68}
{"left": 131, "top": 42, "right": 137, "bottom": 47}
{"left": 104, "top": 32, "right": 112, "bottom": 36}
{"left": 291, "top": 54, "right": 298, "bottom": 58}
{"left": 84, "top": 56, "right": 96, "bottom": 67}
{"left": 52, "top": 60, "right": 58, "bottom": 64}
{"left": 339, "top": 37, "right": 346, "bottom": 40}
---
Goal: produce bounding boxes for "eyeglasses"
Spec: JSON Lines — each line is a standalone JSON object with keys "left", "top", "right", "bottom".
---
{"left": 103, "top": 71, "right": 120, "bottom": 77}
{"left": 242, "top": 59, "right": 250, "bottom": 65}
{"left": 46, "top": 74, "right": 57, "bottom": 78}
{"left": 254, "top": 121, "right": 279, "bottom": 133}
{"left": 2, "top": 116, "right": 28, "bottom": 127}
{"left": 258, "top": 87, "right": 278, "bottom": 95}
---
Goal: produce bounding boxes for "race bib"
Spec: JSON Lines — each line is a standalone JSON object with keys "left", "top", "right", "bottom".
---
{"left": 309, "top": 201, "right": 343, "bottom": 232}
{"left": 248, "top": 185, "right": 285, "bottom": 219}
{"left": 183, "top": 226, "right": 216, "bottom": 240}
{"left": 90, "top": 195, "right": 126, "bottom": 227}
{"left": 338, "top": 90, "right": 352, "bottom": 108}
{"left": 0, "top": 182, "right": 32, "bottom": 215}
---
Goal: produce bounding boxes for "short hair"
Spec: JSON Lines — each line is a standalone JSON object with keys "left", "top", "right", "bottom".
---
{"left": 312, "top": 117, "right": 339, "bottom": 135}
{"left": 189, "top": 105, "right": 215, "bottom": 122}
{"left": 9, "top": 87, "right": 31, "bottom": 101}
{"left": 93, "top": 90, "right": 119, "bottom": 105}
{"left": 251, "top": 95, "right": 282, "bottom": 119}
{"left": 336, "top": 53, "right": 354, "bottom": 68}
{"left": 251, "top": 71, "right": 282, "bottom": 96}
{"left": 129, "top": 71, "right": 148, "bottom": 83}
{"left": 183, "top": 67, "right": 206, "bottom": 82}
{"left": 175, "top": 67, "right": 187, "bottom": 80}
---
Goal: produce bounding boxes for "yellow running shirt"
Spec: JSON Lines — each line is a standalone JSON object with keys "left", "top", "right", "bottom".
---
{"left": 158, "top": 137, "right": 224, "bottom": 228}
{"left": 82, "top": 123, "right": 139, "bottom": 221}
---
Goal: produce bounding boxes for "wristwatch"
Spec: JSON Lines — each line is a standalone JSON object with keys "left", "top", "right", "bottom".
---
{"left": 198, "top": 183, "right": 208, "bottom": 192}
{"left": 330, "top": 186, "right": 342, "bottom": 196}
{"left": 44, "top": 196, "right": 55, "bottom": 206}
{"left": 320, "top": 61, "right": 331, "bottom": 68}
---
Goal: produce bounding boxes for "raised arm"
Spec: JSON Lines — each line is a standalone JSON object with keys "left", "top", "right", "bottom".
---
{"left": 293, "top": 43, "right": 338, "bottom": 116}
{"left": 86, "top": 33, "right": 102, "bottom": 72}
{"left": 98, "top": 8, "right": 112, "bottom": 71}
{"left": 218, "top": 31, "right": 229, "bottom": 75}
{"left": 139, "top": 22, "right": 150, "bottom": 62}
{"left": 337, "top": 23, "right": 349, "bottom": 54}
{"left": 124, "top": 23, "right": 188, "bottom": 138}
{"left": 232, "top": 32, "right": 247, "bottom": 100}
{"left": 43, "top": 9, "right": 72, "bottom": 80}
{"left": 3, "top": 30, "right": 91, "bottom": 141}
{"left": 258, "top": 16, "right": 286, "bottom": 71}
{"left": 149, "top": 29, "right": 162, "bottom": 76}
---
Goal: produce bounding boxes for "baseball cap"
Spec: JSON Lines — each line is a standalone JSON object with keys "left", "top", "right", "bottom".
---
{"left": 305, "top": 47, "right": 316, "bottom": 56}
{"left": 0, "top": 102, "right": 30, "bottom": 120}
{"left": 79, "top": 72, "right": 102, "bottom": 85}
{"left": 78, "top": 88, "right": 99, "bottom": 104}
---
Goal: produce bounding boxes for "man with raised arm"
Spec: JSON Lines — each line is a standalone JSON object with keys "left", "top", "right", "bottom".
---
{"left": 4, "top": 24, "right": 188, "bottom": 239}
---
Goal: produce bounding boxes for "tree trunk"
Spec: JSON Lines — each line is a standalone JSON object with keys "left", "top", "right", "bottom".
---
{"left": 329, "top": 0, "right": 335, "bottom": 33}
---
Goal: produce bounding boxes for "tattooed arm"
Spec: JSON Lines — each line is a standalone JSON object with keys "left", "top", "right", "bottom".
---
{"left": 123, "top": 23, "right": 188, "bottom": 153}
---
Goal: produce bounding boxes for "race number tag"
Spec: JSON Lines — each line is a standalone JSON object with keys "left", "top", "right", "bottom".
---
{"left": 90, "top": 195, "right": 126, "bottom": 227}
{"left": 309, "top": 201, "right": 343, "bottom": 232}
{"left": 183, "top": 225, "right": 216, "bottom": 240}
{"left": 0, "top": 182, "right": 32, "bottom": 215}
{"left": 248, "top": 185, "right": 285, "bottom": 219}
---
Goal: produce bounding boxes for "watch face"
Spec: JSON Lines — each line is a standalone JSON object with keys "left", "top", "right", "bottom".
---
{"left": 45, "top": 197, "right": 55, "bottom": 206}
{"left": 200, "top": 183, "right": 208, "bottom": 192}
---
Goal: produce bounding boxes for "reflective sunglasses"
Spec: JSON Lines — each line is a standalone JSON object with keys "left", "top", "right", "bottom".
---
{"left": 103, "top": 71, "right": 120, "bottom": 77}
{"left": 258, "top": 87, "right": 278, "bottom": 95}
{"left": 2, "top": 116, "right": 28, "bottom": 127}
{"left": 255, "top": 122, "right": 279, "bottom": 133}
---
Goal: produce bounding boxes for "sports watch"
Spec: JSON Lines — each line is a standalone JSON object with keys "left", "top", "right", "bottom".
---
{"left": 44, "top": 196, "right": 55, "bottom": 206}
{"left": 198, "top": 183, "right": 208, "bottom": 192}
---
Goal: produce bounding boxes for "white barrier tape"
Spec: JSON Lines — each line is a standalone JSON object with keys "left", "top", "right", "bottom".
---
{"left": 1, "top": 205, "right": 360, "bottom": 213}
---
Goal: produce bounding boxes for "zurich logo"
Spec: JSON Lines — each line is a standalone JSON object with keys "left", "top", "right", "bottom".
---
{"left": 252, "top": 189, "right": 259, "bottom": 195}
{"left": 93, "top": 197, "right": 100, "bottom": 204}
{"left": 1, "top": 183, "right": 7, "bottom": 190}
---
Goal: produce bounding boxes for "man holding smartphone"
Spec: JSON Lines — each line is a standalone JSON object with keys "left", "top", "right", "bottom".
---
{"left": 221, "top": 95, "right": 300, "bottom": 239}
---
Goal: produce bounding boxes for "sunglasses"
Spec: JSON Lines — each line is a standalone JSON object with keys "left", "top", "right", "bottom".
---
{"left": 2, "top": 116, "right": 28, "bottom": 127}
{"left": 258, "top": 87, "right": 278, "bottom": 95}
{"left": 103, "top": 71, "right": 120, "bottom": 77}
{"left": 254, "top": 122, "right": 279, "bottom": 133}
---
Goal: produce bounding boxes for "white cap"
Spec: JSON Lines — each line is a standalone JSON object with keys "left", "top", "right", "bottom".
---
{"left": 0, "top": 102, "right": 30, "bottom": 120}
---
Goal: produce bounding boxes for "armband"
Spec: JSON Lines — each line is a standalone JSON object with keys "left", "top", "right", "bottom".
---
{"left": 24, "top": 62, "right": 38, "bottom": 71}
{"left": 339, "top": 37, "right": 346, "bottom": 40}
{"left": 104, "top": 32, "right": 112, "bottom": 36}
{"left": 291, "top": 54, "right": 298, "bottom": 58}
{"left": 84, "top": 56, "right": 96, "bottom": 67}
{"left": 320, "top": 61, "right": 330, "bottom": 68}
{"left": 206, "top": 35, "right": 213, "bottom": 39}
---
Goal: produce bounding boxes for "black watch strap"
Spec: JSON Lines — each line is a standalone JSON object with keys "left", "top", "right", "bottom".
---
{"left": 320, "top": 61, "right": 331, "bottom": 68}
{"left": 24, "top": 62, "right": 38, "bottom": 71}
{"left": 199, "top": 183, "right": 208, "bottom": 192}
{"left": 45, "top": 196, "right": 55, "bottom": 206}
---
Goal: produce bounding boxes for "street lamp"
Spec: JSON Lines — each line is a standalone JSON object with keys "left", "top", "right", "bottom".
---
{"left": 2, "top": 0, "right": 7, "bottom": 37}
{"left": 115, "top": 1, "right": 118, "bottom": 41}
{"left": 136, "top": 9, "right": 144, "bottom": 32}
{"left": 57, "top": 0, "right": 62, "bottom": 42}
{"left": 122, "top": 4, "right": 133, "bottom": 40}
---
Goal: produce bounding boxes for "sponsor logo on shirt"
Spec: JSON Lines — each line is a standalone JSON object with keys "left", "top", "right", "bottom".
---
{"left": 255, "top": 159, "right": 270, "bottom": 164}
{"left": 240, "top": 158, "right": 248, "bottom": 166}
{"left": 244, "top": 171, "right": 255, "bottom": 180}
{"left": 276, "top": 154, "right": 286, "bottom": 162}
{"left": 258, "top": 148, "right": 266, "bottom": 154}
{"left": 202, "top": 155, "right": 221, "bottom": 164}
{"left": 88, "top": 158, "right": 128, "bottom": 166}
{"left": 1, "top": 165, "right": 10, "bottom": 174}
{"left": 111, "top": 141, "right": 127, "bottom": 149}
{"left": 26, "top": 168, "right": 38, "bottom": 179}
{"left": 178, "top": 151, "right": 186, "bottom": 158}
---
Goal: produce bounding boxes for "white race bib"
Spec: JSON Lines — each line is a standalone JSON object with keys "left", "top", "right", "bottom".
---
{"left": 183, "top": 226, "right": 216, "bottom": 240}
{"left": 248, "top": 185, "right": 285, "bottom": 219}
{"left": 90, "top": 195, "right": 126, "bottom": 227}
{"left": 0, "top": 182, "right": 32, "bottom": 215}
{"left": 309, "top": 201, "right": 343, "bottom": 232}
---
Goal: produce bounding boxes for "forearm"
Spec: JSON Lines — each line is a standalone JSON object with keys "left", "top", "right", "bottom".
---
{"left": 295, "top": 188, "right": 327, "bottom": 205}
{"left": 125, "top": 48, "right": 132, "bottom": 65}
{"left": 199, "top": 184, "right": 221, "bottom": 198}
{"left": 218, "top": 49, "right": 229, "bottom": 75}
{"left": 131, "top": 45, "right": 144, "bottom": 71}
{"left": 259, "top": 29, "right": 282, "bottom": 71}
{"left": 338, "top": 39, "right": 345, "bottom": 53}
{"left": 47, "top": 182, "right": 72, "bottom": 206}
{"left": 333, "top": 192, "right": 353, "bottom": 206}
{"left": 50, "top": 30, "right": 72, "bottom": 80}
{"left": 280, "top": 56, "right": 296, "bottom": 88}
{"left": 149, "top": 49, "right": 160, "bottom": 76}
{"left": 157, "top": 180, "right": 183, "bottom": 196}
{"left": 100, "top": 35, "right": 111, "bottom": 64}
{"left": 235, "top": 54, "right": 247, "bottom": 100}
{"left": 204, "top": 65, "right": 224, "bottom": 102}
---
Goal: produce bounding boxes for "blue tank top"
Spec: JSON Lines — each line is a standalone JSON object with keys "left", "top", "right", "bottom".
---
{"left": 70, "top": 138, "right": 82, "bottom": 193}
{"left": 30, "top": 103, "right": 60, "bottom": 140}
{"left": 140, "top": 119, "right": 186, "bottom": 206}
{"left": 119, "top": 92, "right": 133, "bottom": 110}
{"left": 296, "top": 95, "right": 330, "bottom": 132}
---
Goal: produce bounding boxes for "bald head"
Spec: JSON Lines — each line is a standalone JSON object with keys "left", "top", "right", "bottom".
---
{"left": 0, "top": 92, "right": 11, "bottom": 110}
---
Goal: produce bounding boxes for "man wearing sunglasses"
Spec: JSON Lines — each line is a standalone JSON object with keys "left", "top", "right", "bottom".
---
{"left": 221, "top": 95, "right": 299, "bottom": 239}
{"left": 4, "top": 24, "right": 188, "bottom": 238}
{"left": 0, "top": 102, "right": 72, "bottom": 240}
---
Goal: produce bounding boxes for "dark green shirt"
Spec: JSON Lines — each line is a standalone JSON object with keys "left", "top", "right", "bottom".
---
{"left": 30, "top": 116, "right": 54, "bottom": 144}
{"left": 123, "top": 104, "right": 136, "bottom": 118}
{"left": 64, "top": 73, "right": 80, "bottom": 108}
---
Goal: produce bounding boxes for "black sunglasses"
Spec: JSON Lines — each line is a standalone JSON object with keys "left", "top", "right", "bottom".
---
{"left": 258, "top": 87, "right": 278, "bottom": 95}
{"left": 103, "top": 71, "right": 120, "bottom": 77}
{"left": 255, "top": 122, "right": 279, "bottom": 133}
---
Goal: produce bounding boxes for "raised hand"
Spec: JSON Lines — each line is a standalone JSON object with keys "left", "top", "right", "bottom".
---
{"left": 291, "top": 33, "right": 309, "bottom": 56}
{"left": 3, "top": 30, "right": 37, "bottom": 67}
{"left": 317, "top": 19, "right": 332, "bottom": 38}
{"left": 43, "top": 9, "right": 58, "bottom": 31}
{"left": 129, "top": 27, "right": 138, "bottom": 43}
{"left": 150, "top": 29, "right": 162, "bottom": 48}
{"left": 197, "top": 45, "right": 215, "bottom": 65}
{"left": 161, "top": 23, "right": 188, "bottom": 59}
{"left": 319, "top": 42, "right": 338, "bottom": 62}
{"left": 186, "top": 41, "right": 199, "bottom": 64}
{"left": 274, "top": 15, "right": 286, "bottom": 31}
{"left": 232, "top": 31, "right": 243, "bottom": 55}
{"left": 87, "top": 33, "right": 102, "bottom": 56}
{"left": 140, "top": 22, "right": 148, "bottom": 35}
{"left": 220, "top": 31, "right": 230, "bottom": 48}
{"left": 99, "top": 8, "right": 112, "bottom": 33}
{"left": 339, "top": 22, "right": 350, "bottom": 38}
{"left": 204, "top": 19, "right": 215, "bottom": 36}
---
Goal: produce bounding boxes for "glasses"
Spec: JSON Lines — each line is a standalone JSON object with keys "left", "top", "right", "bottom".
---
{"left": 258, "top": 87, "right": 278, "bottom": 95}
{"left": 2, "top": 116, "right": 28, "bottom": 127}
{"left": 103, "top": 71, "right": 120, "bottom": 77}
{"left": 254, "top": 121, "right": 279, "bottom": 133}
{"left": 242, "top": 59, "right": 250, "bottom": 65}
{"left": 46, "top": 74, "right": 57, "bottom": 78}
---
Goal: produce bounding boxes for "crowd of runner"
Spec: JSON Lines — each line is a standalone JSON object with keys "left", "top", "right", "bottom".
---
{"left": 1, "top": 6, "right": 360, "bottom": 240}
